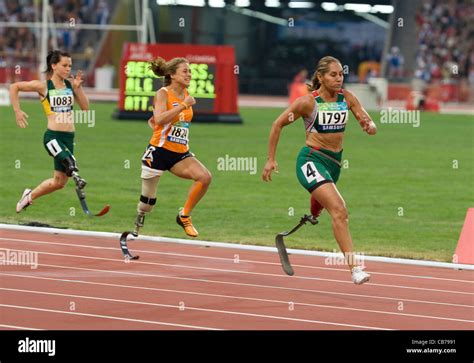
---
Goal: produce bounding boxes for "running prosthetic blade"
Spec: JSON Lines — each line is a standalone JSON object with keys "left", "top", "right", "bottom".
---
{"left": 119, "top": 231, "right": 140, "bottom": 260}
{"left": 75, "top": 186, "right": 110, "bottom": 217}
{"left": 275, "top": 214, "right": 318, "bottom": 276}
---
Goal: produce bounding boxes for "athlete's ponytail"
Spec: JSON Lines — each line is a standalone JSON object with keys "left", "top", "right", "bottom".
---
{"left": 44, "top": 50, "right": 71, "bottom": 75}
{"left": 149, "top": 56, "right": 189, "bottom": 86}
{"left": 307, "top": 56, "right": 342, "bottom": 91}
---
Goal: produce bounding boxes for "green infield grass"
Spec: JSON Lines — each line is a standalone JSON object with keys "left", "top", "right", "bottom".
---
{"left": 1, "top": 100, "right": 472, "bottom": 262}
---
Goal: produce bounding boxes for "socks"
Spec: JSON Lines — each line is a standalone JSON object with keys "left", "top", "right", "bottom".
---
{"left": 182, "top": 181, "right": 204, "bottom": 216}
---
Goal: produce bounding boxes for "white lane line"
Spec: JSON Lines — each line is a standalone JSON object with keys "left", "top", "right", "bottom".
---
{"left": 1, "top": 288, "right": 390, "bottom": 330}
{"left": 0, "top": 304, "right": 219, "bottom": 330}
{"left": 1, "top": 263, "right": 471, "bottom": 309}
{"left": 0, "top": 324, "right": 41, "bottom": 330}
{"left": 2, "top": 237, "right": 472, "bottom": 284}
{"left": 2, "top": 247, "right": 472, "bottom": 296}
{"left": 2, "top": 224, "right": 473, "bottom": 270}
{"left": 2, "top": 273, "right": 473, "bottom": 323}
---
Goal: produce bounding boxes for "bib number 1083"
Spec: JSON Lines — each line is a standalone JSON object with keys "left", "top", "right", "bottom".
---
{"left": 51, "top": 95, "right": 73, "bottom": 107}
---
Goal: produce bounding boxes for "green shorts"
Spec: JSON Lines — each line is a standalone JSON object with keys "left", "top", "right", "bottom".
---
{"left": 43, "top": 129, "right": 75, "bottom": 173}
{"left": 296, "top": 146, "right": 342, "bottom": 193}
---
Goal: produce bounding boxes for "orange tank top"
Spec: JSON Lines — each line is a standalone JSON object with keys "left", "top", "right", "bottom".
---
{"left": 149, "top": 87, "right": 193, "bottom": 153}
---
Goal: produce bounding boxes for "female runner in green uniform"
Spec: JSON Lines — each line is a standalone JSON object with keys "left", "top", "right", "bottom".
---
{"left": 10, "top": 50, "right": 90, "bottom": 213}
{"left": 262, "top": 56, "right": 377, "bottom": 284}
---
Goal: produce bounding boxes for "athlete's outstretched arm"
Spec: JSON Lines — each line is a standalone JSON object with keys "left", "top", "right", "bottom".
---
{"left": 262, "top": 95, "right": 311, "bottom": 182}
{"left": 9, "top": 80, "right": 45, "bottom": 128}
{"left": 71, "top": 70, "right": 89, "bottom": 110}
{"left": 152, "top": 88, "right": 195, "bottom": 126}
{"left": 345, "top": 89, "right": 377, "bottom": 135}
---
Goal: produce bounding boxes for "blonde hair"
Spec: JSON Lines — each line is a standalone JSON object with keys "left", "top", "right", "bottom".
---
{"left": 149, "top": 56, "right": 189, "bottom": 86}
{"left": 307, "top": 56, "right": 342, "bottom": 91}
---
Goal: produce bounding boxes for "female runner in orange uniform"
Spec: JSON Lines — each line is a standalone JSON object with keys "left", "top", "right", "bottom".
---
{"left": 133, "top": 57, "right": 212, "bottom": 238}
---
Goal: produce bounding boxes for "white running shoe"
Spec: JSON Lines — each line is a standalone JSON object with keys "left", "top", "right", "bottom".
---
{"left": 16, "top": 188, "right": 32, "bottom": 213}
{"left": 351, "top": 266, "right": 370, "bottom": 285}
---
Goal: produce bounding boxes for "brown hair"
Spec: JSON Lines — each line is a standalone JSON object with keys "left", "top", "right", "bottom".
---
{"left": 307, "top": 56, "right": 342, "bottom": 91}
{"left": 149, "top": 56, "right": 189, "bottom": 86}
{"left": 44, "top": 50, "right": 71, "bottom": 75}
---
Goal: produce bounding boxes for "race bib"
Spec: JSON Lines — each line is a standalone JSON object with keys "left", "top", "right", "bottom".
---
{"left": 45, "top": 139, "right": 63, "bottom": 157}
{"left": 167, "top": 122, "right": 189, "bottom": 145}
{"left": 49, "top": 88, "right": 74, "bottom": 113}
{"left": 317, "top": 102, "right": 348, "bottom": 132}
{"left": 142, "top": 145, "right": 156, "bottom": 162}
{"left": 301, "top": 161, "right": 325, "bottom": 184}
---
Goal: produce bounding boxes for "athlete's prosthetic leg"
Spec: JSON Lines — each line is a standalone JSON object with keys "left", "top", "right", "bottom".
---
{"left": 275, "top": 215, "right": 319, "bottom": 276}
{"left": 275, "top": 196, "right": 323, "bottom": 275}
{"left": 120, "top": 176, "right": 159, "bottom": 260}
{"left": 62, "top": 156, "right": 87, "bottom": 187}
{"left": 133, "top": 195, "right": 157, "bottom": 236}
{"left": 62, "top": 156, "right": 109, "bottom": 217}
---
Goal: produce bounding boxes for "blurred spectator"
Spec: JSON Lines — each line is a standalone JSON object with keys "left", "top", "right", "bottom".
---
{"left": 469, "top": 65, "right": 474, "bottom": 86}
{"left": 288, "top": 68, "right": 309, "bottom": 104}
{"left": 358, "top": 61, "right": 381, "bottom": 83}
{"left": 0, "top": 0, "right": 116, "bottom": 82}
{"left": 83, "top": 40, "right": 94, "bottom": 69}
{"left": 95, "top": 0, "right": 109, "bottom": 25}
{"left": 415, "top": 0, "right": 473, "bottom": 84}
{"left": 386, "top": 46, "right": 405, "bottom": 81}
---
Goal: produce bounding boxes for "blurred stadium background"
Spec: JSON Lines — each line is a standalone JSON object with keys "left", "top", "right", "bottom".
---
{"left": 1, "top": 0, "right": 473, "bottom": 108}
{"left": 0, "top": 0, "right": 472, "bottom": 261}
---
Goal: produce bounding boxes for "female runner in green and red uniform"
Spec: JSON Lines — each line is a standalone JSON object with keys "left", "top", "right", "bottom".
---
{"left": 262, "top": 56, "right": 377, "bottom": 284}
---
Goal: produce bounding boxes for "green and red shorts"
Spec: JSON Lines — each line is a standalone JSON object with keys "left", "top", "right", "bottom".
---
{"left": 296, "top": 145, "right": 342, "bottom": 193}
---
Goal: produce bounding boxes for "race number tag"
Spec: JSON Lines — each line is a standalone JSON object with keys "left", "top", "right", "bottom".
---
{"left": 301, "top": 161, "right": 325, "bottom": 184}
{"left": 46, "top": 139, "right": 63, "bottom": 157}
{"left": 49, "top": 88, "right": 74, "bottom": 113}
{"left": 317, "top": 102, "right": 348, "bottom": 132}
{"left": 142, "top": 145, "right": 156, "bottom": 163}
{"left": 167, "top": 122, "right": 189, "bottom": 145}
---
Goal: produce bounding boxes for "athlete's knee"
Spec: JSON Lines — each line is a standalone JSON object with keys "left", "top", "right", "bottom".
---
{"left": 330, "top": 203, "right": 348, "bottom": 223}
{"left": 137, "top": 195, "right": 156, "bottom": 214}
{"left": 60, "top": 155, "right": 79, "bottom": 177}
{"left": 197, "top": 170, "right": 212, "bottom": 186}
{"left": 138, "top": 176, "right": 159, "bottom": 214}
{"left": 134, "top": 195, "right": 156, "bottom": 233}
{"left": 53, "top": 174, "right": 68, "bottom": 189}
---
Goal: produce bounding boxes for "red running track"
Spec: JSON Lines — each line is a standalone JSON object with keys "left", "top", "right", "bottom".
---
{"left": 0, "top": 228, "right": 473, "bottom": 330}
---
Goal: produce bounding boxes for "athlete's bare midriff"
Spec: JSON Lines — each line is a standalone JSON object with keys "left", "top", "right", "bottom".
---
{"left": 46, "top": 113, "right": 75, "bottom": 132}
{"left": 306, "top": 131, "right": 344, "bottom": 152}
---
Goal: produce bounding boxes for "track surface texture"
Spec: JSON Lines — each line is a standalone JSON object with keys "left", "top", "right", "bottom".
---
{"left": 1, "top": 228, "right": 473, "bottom": 330}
